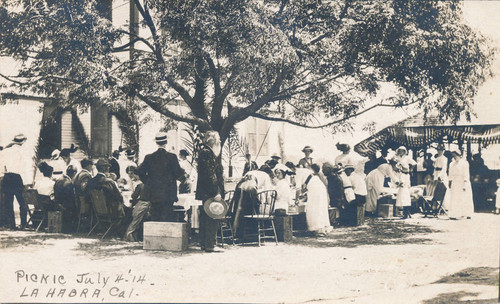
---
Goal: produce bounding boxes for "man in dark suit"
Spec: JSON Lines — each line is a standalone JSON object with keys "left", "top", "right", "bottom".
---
{"left": 196, "top": 131, "right": 224, "bottom": 252}
{"left": 54, "top": 167, "right": 78, "bottom": 232}
{"left": 74, "top": 158, "right": 93, "bottom": 197}
{"left": 86, "top": 159, "right": 124, "bottom": 211}
{"left": 109, "top": 150, "right": 121, "bottom": 180}
{"left": 137, "top": 132, "right": 184, "bottom": 222}
{"left": 242, "top": 153, "right": 258, "bottom": 176}
{"left": 73, "top": 158, "right": 94, "bottom": 227}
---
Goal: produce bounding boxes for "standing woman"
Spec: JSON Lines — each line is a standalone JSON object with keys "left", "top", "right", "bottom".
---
{"left": 335, "top": 143, "right": 353, "bottom": 167}
{"left": 304, "top": 164, "right": 332, "bottom": 236}
{"left": 394, "top": 146, "right": 416, "bottom": 219}
{"left": 195, "top": 131, "right": 225, "bottom": 252}
{"left": 448, "top": 148, "right": 474, "bottom": 219}
{"left": 298, "top": 146, "right": 314, "bottom": 169}
{"left": 395, "top": 162, "right": 412, "bottom": 219}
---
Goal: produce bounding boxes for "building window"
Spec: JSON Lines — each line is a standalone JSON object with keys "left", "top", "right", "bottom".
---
{"left": 247, "top": 117, "right": 269, "bottom": 157}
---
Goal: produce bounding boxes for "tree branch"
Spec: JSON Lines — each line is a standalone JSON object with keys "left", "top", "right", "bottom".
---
{"left": 249, "top": 100, "right": 419, "bottom": 129}
{"left": 114, "top": 30, "right": 156, "bottom": 53}
{"left": 135, "top": 92, "right": 210, "bottom": 128}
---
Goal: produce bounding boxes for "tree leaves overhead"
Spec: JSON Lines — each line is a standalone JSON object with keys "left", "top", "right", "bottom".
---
{"left": 0, "top": 0, "right": 495, "bottom": 141}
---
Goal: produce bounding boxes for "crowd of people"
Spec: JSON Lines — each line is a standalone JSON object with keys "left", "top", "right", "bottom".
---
{"left": 0, "top": 130, "right": 497, "bottom": 248}
{"left": 0, "top": 131, "right": 222, "bottom": 251}
{"left": 236, "top": 142, "right": 484, "bottom": 237}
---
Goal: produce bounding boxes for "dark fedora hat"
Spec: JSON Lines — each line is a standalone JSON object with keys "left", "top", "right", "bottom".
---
{"left": 203, "top": 197, "right": 229, "bottom": 219}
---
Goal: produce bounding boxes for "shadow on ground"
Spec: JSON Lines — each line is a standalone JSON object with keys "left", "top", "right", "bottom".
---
{"left": 422, "top": 291, "right": 497, "bottom": 304}
{"left": 290, "top": 218, "right": 441, "bottom": 248}
{"left": 74, "top": 237, "right": 217, "bottom": 260}
{"left": 0, "top": 231, "right": 72, "bottom": 249}
{"left": 433, "top": 266, "right": 499, "bottom": 286}
{"left": 421, "top": 267, "right": 499, "bottom": 304}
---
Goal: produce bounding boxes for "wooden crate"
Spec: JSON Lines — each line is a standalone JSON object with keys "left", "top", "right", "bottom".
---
{"left": 143, "top": 222, "right": 189, "bottom": 252}
{"left": 47, "top": 211, "right": 62, "bottom": 233}
{"left": 377, "top": 204, "right": 393, "bottom": 218}
{"left": 274, "top": 215, "right": 293, "bottom": 242}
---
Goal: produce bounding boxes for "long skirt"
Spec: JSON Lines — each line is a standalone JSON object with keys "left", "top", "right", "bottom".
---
{"left": 305, "top": 176, "right": 331, "bottom": 232}
{"left": 448, "top": 180, "right": 474, "bottom": 218}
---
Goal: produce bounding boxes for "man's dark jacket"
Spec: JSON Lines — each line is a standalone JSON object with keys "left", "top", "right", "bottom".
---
{"left": 86, "top": 173, "right": 124, "bottom": 210}
{"left": 195, "top": 145, "right": 224, "bottom": 201}
{"left": 109, "top": 157, "right": 120, "bottom": 179}
{"left": 137, "top": 148, "right": 184, "bottom": 203}
{"left": 326, "top": 173, "right": 346, "bottom": 208}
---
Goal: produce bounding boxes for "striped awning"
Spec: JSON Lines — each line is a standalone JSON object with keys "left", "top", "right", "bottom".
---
{"left": 355, "top": 124, "right": 500, "bottom": 157}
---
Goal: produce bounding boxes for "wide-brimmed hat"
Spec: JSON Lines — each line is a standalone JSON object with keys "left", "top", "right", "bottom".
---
{"left": 396, "top": 146, "right": 407, "bottom": 154}
{"left": 332, "top": 164, "right": 343, "bottom": 173}
{"left": 343, "top": 164, "right": 355, "bottom": 171}
{"left": 12, "top": 133, "right": 27, "bottom": 144}
{"left": 155, "top": 132, "right": 168, "bottom": 144}
{"left": 125, "top": 149, "right": 136, "bottom": 158}
{"left": 204, "top": 197, "right": 229, "bottom": 219}
{"left": 271, "top": 153, "right": 281, "bottom": 160}
{"left": 51, "top": 149, "right": 61, "bottom": 160}
{"left": 302, "top": 145, "right": 313, "bottom": 153}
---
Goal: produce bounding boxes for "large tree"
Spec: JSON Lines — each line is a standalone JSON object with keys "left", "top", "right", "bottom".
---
{"left": 0, "top": 0, "right": 495, "bottom": 144}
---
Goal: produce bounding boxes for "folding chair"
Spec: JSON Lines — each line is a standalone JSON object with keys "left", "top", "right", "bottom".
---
{"left": 423, "top": 181, "right": 448, "bottom": 217}
{"left": 88, "top": 189, "right": 123, "bottom": 239}
{"left": 76, "top": 195, "right": 93, "bottom": 233}
{"left": 217, "top": 190, "right": 235, "bottom": 247}
{"left": 243, "top": 190, "right": 278, "bottom": 246}
{"left": 22, "top": 189, "right": 48, "bottom": 232}
{"left": 421, "top": 180, "right": 438, "bottom": 215}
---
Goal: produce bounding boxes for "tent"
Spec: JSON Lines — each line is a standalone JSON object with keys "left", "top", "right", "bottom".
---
{"left": 354, "top": 113, "right": 500, "bottom": 157}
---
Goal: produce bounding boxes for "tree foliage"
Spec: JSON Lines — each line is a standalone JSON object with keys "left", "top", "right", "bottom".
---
{"left": 0, "top": 0, "right": 495, "bottom": 142}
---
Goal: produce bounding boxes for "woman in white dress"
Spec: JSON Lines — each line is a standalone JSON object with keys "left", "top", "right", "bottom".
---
{"left": 448, "top": 149, "right": 474, "bottom": 219}
{"left": 273, "top": 164, "right": 294, "bottom": 214}
{"left": 394, "top": 146, "right": 416, "bottom": 219}
{"left": 304, "top": 164, "right": 332, "bottom": 236}
{"left": 433, "top": 144, "right": 450, "bottom": 211}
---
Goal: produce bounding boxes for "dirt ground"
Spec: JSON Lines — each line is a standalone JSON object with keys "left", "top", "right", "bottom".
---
{"left": 0, "top": 213, "right": 498, "bottom": 304}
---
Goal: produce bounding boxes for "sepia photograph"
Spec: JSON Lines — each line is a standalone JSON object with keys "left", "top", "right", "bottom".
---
{"left": 0, "top": 0, "right": 499, "bottom": 303}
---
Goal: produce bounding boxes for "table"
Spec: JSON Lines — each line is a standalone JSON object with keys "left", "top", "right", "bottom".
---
{"left": 175, "top": 194, "right": 202, "bottom": 229}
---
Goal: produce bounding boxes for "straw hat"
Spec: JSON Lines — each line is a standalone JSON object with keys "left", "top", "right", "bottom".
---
{"left": 302, "top": 145, "right": 313, "bottom": 153}
{"left": 155, "top": 132, "right": 168, "bottom": 145}
{"left": 204, "top": 197, "right": 229, "bottom": 219}
{"left": 12, "top": 134, "right": 27, "bottom": 144}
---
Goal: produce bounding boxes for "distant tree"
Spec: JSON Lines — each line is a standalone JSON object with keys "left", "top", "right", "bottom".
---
{"left": 0, "top": 0, "right": 495, "bottom": 146}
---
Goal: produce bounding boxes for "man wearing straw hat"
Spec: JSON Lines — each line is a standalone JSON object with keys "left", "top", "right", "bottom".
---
{"left": 0, "top": 134, "right": 29, "bottom": 229}
{"left": 137, "top": 132, "right": 184, "bottom": 222}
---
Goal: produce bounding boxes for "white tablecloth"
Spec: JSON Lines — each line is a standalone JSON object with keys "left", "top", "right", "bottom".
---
{"left": 175, "top": 194, "right": 202, "bottom": 229}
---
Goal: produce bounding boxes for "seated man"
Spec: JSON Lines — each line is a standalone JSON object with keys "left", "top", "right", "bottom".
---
{"left": 53, "top": 167, "right": 78, "bottom": 232}
{"left": 86, "top": 159, "right": 125, "bottom": 221}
